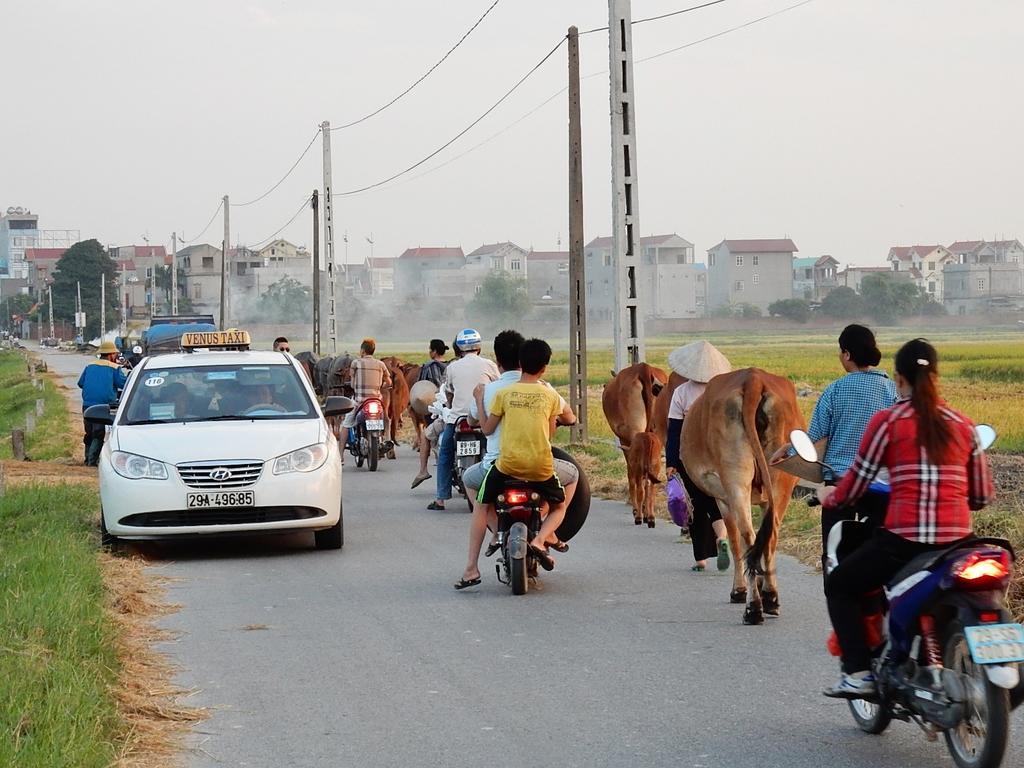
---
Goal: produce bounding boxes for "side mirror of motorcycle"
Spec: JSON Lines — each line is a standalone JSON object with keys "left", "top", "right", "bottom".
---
{"left": 84, "top": 403, "right": 115, "bottom": 425}
{"left": 790, "top": 429, "right": 819, "bottom": 463}
{"left": 976, "top": 423, "right": 997, "bottom": 451}
{"left": 323, "top": 395, "right": 355, "bottom": 417}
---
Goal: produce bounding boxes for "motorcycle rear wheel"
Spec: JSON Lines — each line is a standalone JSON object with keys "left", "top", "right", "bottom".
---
{"left": 848, "top": 697, "right": 891, "bottom": 735}
{"left": 509, "top": 522, "right": 529, "bottom": 595}
{"left": 943, "top": 621, "right": 1010, "bottom": 768}
{"left": 368, "top": 434, "right": 379, "bottom": 472}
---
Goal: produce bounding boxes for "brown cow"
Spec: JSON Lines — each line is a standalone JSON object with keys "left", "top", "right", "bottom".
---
{"left": 381, "top": 357, "right": 410, "bottom": 454}
{"left": 651, "top": 370, "right": 686, "bottom": 449}
{"left": 681, "top": 368, "right": 803, "bottom": 625}
{"left": 626, "top": 432, "right": 663, "bottom": 528}
{"left": 601, "top": 363, "right": 668, "bottom": 458}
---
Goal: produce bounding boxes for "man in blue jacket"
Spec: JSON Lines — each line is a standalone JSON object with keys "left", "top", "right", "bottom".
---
{"left": 78, "top": 340, "right": 127, "bottom": 466}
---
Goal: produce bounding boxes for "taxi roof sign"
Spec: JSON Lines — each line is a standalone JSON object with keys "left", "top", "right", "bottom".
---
{"left": 180, "top": 329, "right": 251, "bottom": 351}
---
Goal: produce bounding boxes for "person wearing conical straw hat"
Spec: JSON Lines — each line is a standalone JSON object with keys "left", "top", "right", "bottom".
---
{"left": 664, "top": 340, "right": 732, "bottom": 572}
{"left": 78, "top": 339, "right": 127, "bottom": 466}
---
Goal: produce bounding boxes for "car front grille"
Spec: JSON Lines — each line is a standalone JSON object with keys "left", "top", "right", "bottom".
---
{"left": 177, "top": 460, "right": 264, "bottom": 489}
{"left": 119, "top": 507, "right": 326, "bottom": 527}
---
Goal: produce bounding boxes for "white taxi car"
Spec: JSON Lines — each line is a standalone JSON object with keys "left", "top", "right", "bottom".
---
{"left": 88, "top": 330, "right": 352, "bottom": 550}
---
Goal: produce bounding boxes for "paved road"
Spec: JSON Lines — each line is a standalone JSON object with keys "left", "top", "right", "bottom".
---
{"left": 34, "top": 346, "right": 1024, "bottom": 767}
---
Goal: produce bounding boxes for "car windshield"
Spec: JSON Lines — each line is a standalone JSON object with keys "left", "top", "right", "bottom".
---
{"left": 120, "top": 363, "right": 314, "bottom": 425}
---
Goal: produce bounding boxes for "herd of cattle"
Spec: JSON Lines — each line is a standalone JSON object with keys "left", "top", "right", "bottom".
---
{"left": 295, "top": 350, "right": 805, "bottom": 625}
{"left": 602, "top": 363, "right": 804, "bottom": 625}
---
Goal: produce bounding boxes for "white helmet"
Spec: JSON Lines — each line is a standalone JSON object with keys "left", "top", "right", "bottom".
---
{"left": 455, "top": 328, "right": 482, "bottom": 351}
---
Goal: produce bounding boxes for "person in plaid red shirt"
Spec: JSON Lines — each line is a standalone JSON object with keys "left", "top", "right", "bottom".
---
{"left": 817, "top": 338, "right": 994, "bottom": 699}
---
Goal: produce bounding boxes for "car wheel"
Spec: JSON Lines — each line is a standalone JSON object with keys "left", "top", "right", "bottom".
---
{"left": 315, "top": 501, "right": 344, "bottom": 550}
{"left": 99, "top": 510, "right": 122, "bottom": 552}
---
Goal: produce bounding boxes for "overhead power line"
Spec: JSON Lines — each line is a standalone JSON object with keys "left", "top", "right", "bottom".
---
{"left": 181, "top": 199, "right": 224, "bottom": 244}
{"left": 336, "top": 35, "right": 567, "bottom": 197}
{"left": 232, "top": 128, "right": 322, "bottom": 207}
{"left": 332, "top": 0, "right": 505, "bottom": 131}
{"left": 581, "top": 0, "right": 731, "bottom": 36}
{"left": 243, "top": 196, "right": 312, "bottom": 249}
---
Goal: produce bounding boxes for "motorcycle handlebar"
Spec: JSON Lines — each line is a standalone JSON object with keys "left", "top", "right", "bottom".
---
{"left": 807, "top": 496, "right": 821, "bottom": 508}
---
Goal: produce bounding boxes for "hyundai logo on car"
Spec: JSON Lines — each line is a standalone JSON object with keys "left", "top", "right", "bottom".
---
{"left": 210, "top": 468, "right": 233, "bottom": 482}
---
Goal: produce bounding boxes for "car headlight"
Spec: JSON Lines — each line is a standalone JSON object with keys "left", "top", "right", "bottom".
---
{"left": 111, "top": 451, "right": 168, "bottom": 480}
{"left": 273, "top": 443, "right": 330, "bottom": 475}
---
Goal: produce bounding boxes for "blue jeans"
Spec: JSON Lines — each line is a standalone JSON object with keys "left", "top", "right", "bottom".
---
{"left": 435, "top": 423, "right": 456, "bottom": 501}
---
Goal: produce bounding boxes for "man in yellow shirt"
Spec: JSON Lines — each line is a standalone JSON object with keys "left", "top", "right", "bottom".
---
{"left": 474, "top": 338, "right": 564, "bottom": 570}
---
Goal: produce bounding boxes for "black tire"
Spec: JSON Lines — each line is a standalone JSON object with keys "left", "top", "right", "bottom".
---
{"left": 553, "top": 446, "right": 590, "bottom": 543}
{"left": 368, "top": 434, "right": 379, "bottom": 472}
{"left": 315, "top": 501, "right": 344, "bottom": 550}
{"left": 943, "top": 621, "right": 1010, "bottom": 768}
{"left": 511, "top": 554, "right": 528, "bottom": 595}
{"left": 848, "top": 697, "right": 891, "bottom": 735}
{"left": 99, "top": 510, "right": 122, "bottom": 552}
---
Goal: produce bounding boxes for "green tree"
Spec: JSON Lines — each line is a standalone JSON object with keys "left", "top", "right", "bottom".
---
{"left": 50, "top": 239, "right": 119, "bottom": 337}
{"left": 768, "top": 298, "right": 811, "bottom": 323}
{"left": 736, "top": 302, "right": 762, "bottom": 319}
{"left": 820, "top": 286, "right": 865, "bottom": 319}
{"left": 254, "top": 277, "right": 311, "bottom": 323}
{"left": 153, "top": 264, "right": 186, "bottom": 312}
{"left": 860, "top": 273, "right": 929, "bottom": 324}
{"left": 466, "top": 272, "right": 531, "bottom": 329}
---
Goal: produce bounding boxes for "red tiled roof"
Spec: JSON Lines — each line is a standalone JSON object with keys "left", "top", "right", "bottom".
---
{"left": 908, "top": 245, "right": 943, "bottom": 257}
{"left": 23, "top": 248, "right": 66, "bottom": 261}
{"left": 466, "top": 242, "right": 525, "bottom": 258}
{"left": 908, "top": 268, "right": 923, "bottom": 279}
{"left": 528, "top": 250, "right": 570, "bottom": 261}
{"left": 948, "top": 240, "right": 984, "bottom": 254}
{"left": 586, "top": 234, "right": 684, "bottom": 249}
{"left": 888, "top": 246, "right": 912, "bottom": 260}
{"left": 117, "top": 259, "right": 137, "bottom": 271}
{"left": 133, "top": 245, "right": 167, "bottom": 258}
{"left": 814, "top": 254, "right": 839, "bottom": 267}
{"left": 710, "top": 239, "right": 798, "bottom": 254}
{"left": 398, "top": 247, "right": 465, "bottom": 260}
{"left": 368, "top": 257, "right": 394, "bottom": 268}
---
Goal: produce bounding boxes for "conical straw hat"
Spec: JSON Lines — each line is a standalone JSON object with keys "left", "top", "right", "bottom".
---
{"left": 667, "top": 341, "right": 731, "bottom": 383}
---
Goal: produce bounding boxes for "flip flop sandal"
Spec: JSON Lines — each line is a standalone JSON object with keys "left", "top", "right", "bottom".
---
{"left": 484, "top": 541, "right": 501, "bottom": 557}
{"left": 690, "top": 564, "right": 706, "bottom": 572}
{"left": 716, "top": 539, "right": 731, "bottom": 571}
{"left": 548, "top": 539, "right": 569, "bottom": 553}
{"left": 453, "top": 577, "right": 481, "bottom": 590}
{"left": 427, "top": 501, "right": 446, "bottom": 510}
{"left": 528, "top": 544, "right": 555, "bottom": 571}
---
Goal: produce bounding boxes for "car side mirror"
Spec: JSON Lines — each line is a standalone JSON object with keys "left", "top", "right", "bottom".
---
{"left": 322, "top": 395, "right": 355, "bottom": 417}
{"left": 84, "top": 403, "right": 115, "bottom": 425}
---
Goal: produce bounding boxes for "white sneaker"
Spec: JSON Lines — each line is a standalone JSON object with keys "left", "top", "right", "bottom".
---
{"left": 823, "top": 671, "right": 876, "bottom": 699}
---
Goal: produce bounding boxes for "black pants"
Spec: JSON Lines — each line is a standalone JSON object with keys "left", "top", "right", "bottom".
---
{"left": 821, "top": 490, "right": 889, "bottom": 583}
{"left": 83, "top": 418, "right": 105, "bottom": 466}
{"left": 825, "top": 529, "right": 944, "bottom": 673}
{"left": 680, "top": 464, "right": 722, "bottom": 562}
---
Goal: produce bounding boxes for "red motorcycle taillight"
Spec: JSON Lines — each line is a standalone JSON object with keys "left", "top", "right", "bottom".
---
{"left": 457, "top": 419, "right": 477, "bottom": 433}
{"left": 953, "top": 550, "right": 1012, "bottom": 589}
{"left": 504, "top": 489, "right": 529, "bottom": 505}
{"left": 364, "top": 400, "right": 382, "bottom": 416}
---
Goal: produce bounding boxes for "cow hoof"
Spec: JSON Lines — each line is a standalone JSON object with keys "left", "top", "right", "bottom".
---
{"left": 762, "top": 590, "right": 781, "bottom": 616}
{"left": 743, "top": 606, "right": 765, "bottom": 625}
{"left": 729, "top": 588, "right": 747, "bottom": 604}
{"left": 646, "top": 519, "right": 655, "bottom": 529}
{"left": 634, "top": 518, "right": 642, "bottom": 526}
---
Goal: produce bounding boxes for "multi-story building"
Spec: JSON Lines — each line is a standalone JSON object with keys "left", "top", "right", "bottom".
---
{"left": 837, "top": 265, "right": 890, "bottom": 293}
{"left": 346, "top": 257, "right": 395, "bottom": 297}
{"left": 944, "top": 239, "right": 1024, "bottom": 315}
{"left": 109, "top": 245, "right": 171, "bottom": 317}
{"left": 793, "top": 255, "right": 840, "bottom": 301}
{"left": 464, "top": 242, "right": 529, "bottom": 284}
{"left": 24, "top": 247, "right": 66, "bottom": 294}
{"left": 887, "top": 244, "right": 955, "bottom": 301}
{"left": 178, "top": 244, "right": 224, "bottom": 315}
{"left": 525, "top": 250, "right": 569, "bottom": 302}
{"left": 584, "top": 233, "right": 704, "bottom": 322}
{"left": 0, "top": 207, "right": 79, "bottom": 279}
{"left": 706, "top": 238, "right": 797, "bottom": 312}
{"left": 393, "top": 247, "right": 467, "bottom": 302}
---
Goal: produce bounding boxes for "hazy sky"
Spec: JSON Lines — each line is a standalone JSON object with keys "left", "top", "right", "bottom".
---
{"left": 2, "top": 0, "right": 1021, "bottom": 269}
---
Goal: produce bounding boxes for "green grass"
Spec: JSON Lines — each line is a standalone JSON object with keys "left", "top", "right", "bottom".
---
{"left": 0, "top": 485, "right": 120, "bottom": 767}
{"left": 0, "top": 351, "right": 76, "bottom": 462}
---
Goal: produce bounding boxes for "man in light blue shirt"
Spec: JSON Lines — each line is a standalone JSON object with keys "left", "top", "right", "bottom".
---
{"left": 455, "top": 330, "right": 577, "bottom": 590}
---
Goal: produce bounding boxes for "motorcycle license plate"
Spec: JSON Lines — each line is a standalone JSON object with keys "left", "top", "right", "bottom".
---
{"left": 365, "top": 419, "right": 384, "bottom": 431}
{"left": 456, "top": 440, "right": 480, "bottom": 457}
{"left": 187, "top": 491, "right": 254, "bottom": 509}
{"left": 964, "top": 623, "right": 1024, "bottom": 664}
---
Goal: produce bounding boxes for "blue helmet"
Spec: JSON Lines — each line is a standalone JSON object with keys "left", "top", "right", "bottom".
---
{"left": 455, "top": 328, "right": 482, "bottom": 351}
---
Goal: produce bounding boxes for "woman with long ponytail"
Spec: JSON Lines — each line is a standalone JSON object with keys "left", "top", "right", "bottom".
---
{"left": 816, "top": 339, "right": 993, "bottom": 699}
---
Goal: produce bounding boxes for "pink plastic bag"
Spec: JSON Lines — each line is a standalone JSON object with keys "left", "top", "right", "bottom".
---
{"left": 666, "top": 474, "right": 690, "bottom": 528}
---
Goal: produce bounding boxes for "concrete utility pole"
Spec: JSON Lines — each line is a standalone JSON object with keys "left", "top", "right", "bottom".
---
{"left": 312, "top": 189, "right": 321, "bottom": 355}
{"left": 220, "top": 195, "right": 230, "bottom": 329}
{"left": 608, "top": 0, "right": 645, "bottom": 370}
{"left": 75, "top": 281, "right": 83, "bottom": 338}
{"left": 171, "top": 232, "right": 179, "bottom": 315}
{"left": 567, "top": 25, "right": 588, "bottom": 444}
{"left": 100, "top": 274, "right": 105, "bottom": 338}
{"left": 47, "top": 286, "right": 55, "bottom": 340}
{"left": 321, "top": 121, "right": 337, "bottom": 353}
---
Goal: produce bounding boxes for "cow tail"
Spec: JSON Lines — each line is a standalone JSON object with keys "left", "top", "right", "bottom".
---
{"left": 640, "top": 364, "right": 657, "bottom": 433}
{"left": 743, "top": 382, "right": 776, "bottom": 577}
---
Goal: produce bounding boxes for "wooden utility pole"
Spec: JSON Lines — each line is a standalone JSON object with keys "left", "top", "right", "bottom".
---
{"left": 567, "top": 25, "right": 588, "bottom": 443}
{"left": 312, "top": 189, "right": 321, "bottom": 355}
{"left": 220, "top": 195, "right": 230, "bottom": 329}
{"left": 609, "top": 0, "right": 645, "bottom": 370}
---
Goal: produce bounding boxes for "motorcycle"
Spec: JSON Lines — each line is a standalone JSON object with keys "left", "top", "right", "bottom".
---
{"left": 346, "top": 397, "right": 387, "bottom": 471}
{"left": 789, "top": 428, "right": 1024, "bottom": 768}
{"left": 452, "top": 415, "right": 486, "bottom": 511}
